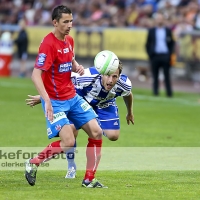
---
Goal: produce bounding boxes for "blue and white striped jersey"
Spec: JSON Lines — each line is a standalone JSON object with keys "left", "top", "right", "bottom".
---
{"left": 71, "top": 67, "right": 132, "bottom": 107}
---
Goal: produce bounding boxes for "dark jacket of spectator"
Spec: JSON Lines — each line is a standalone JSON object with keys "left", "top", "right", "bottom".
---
{"left": 145, "top": 27, "right": 174, "bottom": 58}
{"left": 15, "top": 29, "right": 29, "bottom": 57}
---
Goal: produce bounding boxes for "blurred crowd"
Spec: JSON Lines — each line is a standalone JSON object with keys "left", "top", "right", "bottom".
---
{"left": 0, "top": 0, "right": 200, "bottom": 39}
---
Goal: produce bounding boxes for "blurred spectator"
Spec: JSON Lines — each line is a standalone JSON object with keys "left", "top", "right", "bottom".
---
{"left": 14, "top": 19, "right": 29, "bottom": 77}
{"left": 24, "top": 2, "right": 36, "bottom": 25}
{"left": 135, "top": 4, "right": 154, "bottom": 27}
{"left": 145, "top": 13, "right": 175, "bottom": 97}
{"left": 136, "top": 0, "right": 157, "bottom": 13}
{"left": 184, "top": 2, "right": 198, "bottom": 25}
{"left": 157, "top": 0, "right": 177, "bottom": 20}
{"left": 173, "top": 16, "right": 193, "bottom": 39}
{"left": 90, "top": 2, "right": 103, "bottom": 22}
{"left": 0, "top": 0, "right": 198, "bottom": 31}
{"left": 194, "top": 8, "right": 200, "bottom": 30}
{"left": 178, "top": 0, "right": 190, "bottom": 7}
{"left": 0, "top": 31, "right": 14, "bottom": 76}
{"left": 157, "top": 0, "right": 181, "bottom": 10}
{"left": 126, "top": 3, "right": 140, "bottom": 27}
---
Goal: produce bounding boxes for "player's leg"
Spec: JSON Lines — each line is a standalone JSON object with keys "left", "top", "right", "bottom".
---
{"left": 81, "top": 119, "right": 107, "bottom": 188}
{"left": 151, "top": 57, "right": 160, "bottom": 96}
{"left": 96, "top": 102, "right": 120, "bottom": 141}
{"left": 25, "top": 99, "right": 75, "bottom": 186}
{"left": 19, "top": 52, "right": 28, "bottom": 77}
{"left": 65, "top": 124, "right": 78, "bottom": 179}
{"left": 69, "top": 95, "right": 107, "bottom": 188}
{"left": 162, "top": 56, "right": 173, "bottom": 97}
{"left": 103, "top": 129, "right": 120, "bottom": 141}
{"left": 25, "top": 124, "right": 74, "bottom": 186}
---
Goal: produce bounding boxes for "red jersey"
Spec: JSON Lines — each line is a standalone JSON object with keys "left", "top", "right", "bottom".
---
{"left": 34, "top": 32, "right": 76, "bottom": 100}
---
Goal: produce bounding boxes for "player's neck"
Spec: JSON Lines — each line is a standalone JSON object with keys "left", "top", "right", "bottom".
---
{"left": 52, "top": 30, "right": 65, "bottom": 41}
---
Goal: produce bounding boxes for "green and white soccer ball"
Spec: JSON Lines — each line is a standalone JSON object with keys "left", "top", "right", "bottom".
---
{"left": 94, "top": 50, "right": 119, "bottom": 75}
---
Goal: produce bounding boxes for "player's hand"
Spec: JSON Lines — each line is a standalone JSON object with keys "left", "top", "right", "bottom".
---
{"left": 126, "top": 113, "right": 134, "bottom": 125}
{"left": 75, "top": 65, "right": 84, "bottom": 76}
{"left": 45, "top": 100, "right": 53, "bottom": 122}
{"left": 26, "top": 95, "right": 41, "bottom": 107}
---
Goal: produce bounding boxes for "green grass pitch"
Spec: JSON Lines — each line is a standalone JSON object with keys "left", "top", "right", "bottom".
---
{"left": 0, "top": 77, "right": 200, "bottom": 200}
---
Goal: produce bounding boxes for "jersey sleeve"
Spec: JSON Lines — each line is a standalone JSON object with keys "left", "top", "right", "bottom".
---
{"left": 118, "top": 75, "right": 132, "bottom": 97}
{"left": 34, "top": 41, "right": 55, "bottom": 71}
{"left": 71, "top": 68, "right": 99, "bottom": 88}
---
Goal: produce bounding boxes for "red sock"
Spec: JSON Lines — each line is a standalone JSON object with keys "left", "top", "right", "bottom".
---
{"left": 30, "top": 140, "right": 63, "bottom": 166}
{"left": 84, "top": 138, "right": 102, "bottom": 181}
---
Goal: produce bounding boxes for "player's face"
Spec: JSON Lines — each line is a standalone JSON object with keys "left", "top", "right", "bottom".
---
{"left": 155, "top": 13, "right": 164, "bottom": 26}
{"left": 55, "top": 13, "right": 73, "bottom": 35}
{"left": 102, "top": 68, "right": 120, "bottom": 91}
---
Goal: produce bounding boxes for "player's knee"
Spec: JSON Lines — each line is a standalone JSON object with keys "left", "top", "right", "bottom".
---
{"left": 90, "top": 128, "right": 102, "bottom": 139}
{"left": 108, "top": 135, "right": 119, "bottom": 141}
{"left": 62, "top": 137, "right": 75, "bottom": 148}
{"left": 106, "top": 131, "right": 120, "bottom": 141}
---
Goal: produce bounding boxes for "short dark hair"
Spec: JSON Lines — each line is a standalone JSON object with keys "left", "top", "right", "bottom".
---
{"left": 118, "top": 60, "right": 123, "bottom": 74}
{"left": 52, "top": 5, "right": 72, "bottom": 21}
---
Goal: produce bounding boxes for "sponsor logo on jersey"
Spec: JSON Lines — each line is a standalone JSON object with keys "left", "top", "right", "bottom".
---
{"left": 57, "top": 49, "right": 62, "bottom": 53}
{"left": 63, "top": 48, "right": 69, "bottom": 53}
{"left": 59, "top": 62, "right": 72, "bottom": 73}
{"left": 50, "top": 112, "right": 66, "bottom": 124}
{"left": 81, "top": 102, "right": 91, "bottom": 111}
{"left": 98, "top": 101, "right": 115, "bottom": 108}
{"left": 37, "top": 53, "right": 46, "bottom": 66}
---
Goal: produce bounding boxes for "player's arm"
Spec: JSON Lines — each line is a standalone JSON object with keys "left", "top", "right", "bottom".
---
{"left": 32, "top": 68, "right": 53, "bottom": 121}
{"left": 72, "top": 58, "right": 84, "bottom": 75}
{"left": 123, "top": 92, "right": 134, "bottom": 125}
{"left": 26, "top": 95, "right": 41, "bottom": 107}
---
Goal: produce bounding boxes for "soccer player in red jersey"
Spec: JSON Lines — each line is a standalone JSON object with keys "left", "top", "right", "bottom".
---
{"left": 24, "top": 5, "right": 107, "bottom": 188}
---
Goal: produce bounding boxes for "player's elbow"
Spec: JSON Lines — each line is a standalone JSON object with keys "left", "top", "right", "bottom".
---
{"left": 31, "top": 68, "right": 42, "bottom": 84}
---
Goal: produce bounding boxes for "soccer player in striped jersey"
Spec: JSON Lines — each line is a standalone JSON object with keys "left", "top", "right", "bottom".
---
{"left": 26, "top": 60, "right": 134, "bottom": 179}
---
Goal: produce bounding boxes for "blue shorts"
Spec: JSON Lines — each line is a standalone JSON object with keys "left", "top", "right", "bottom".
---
{"left": 94, "top": 101, "right": 120, "bottom": 130}
{"left": 69, "top": 100, "right": 120, "bottom": 130}
{"left": 41, "top": 94, "right": 98, "bottom": 139}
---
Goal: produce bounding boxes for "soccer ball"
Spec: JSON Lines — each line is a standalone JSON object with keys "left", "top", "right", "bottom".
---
{"left": 94, "top": 50, "right": 119, "bottom": 75}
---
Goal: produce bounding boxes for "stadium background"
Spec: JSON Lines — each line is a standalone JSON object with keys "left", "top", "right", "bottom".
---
{"left": 0, "top": 0, "right": 200, "bottom": 91}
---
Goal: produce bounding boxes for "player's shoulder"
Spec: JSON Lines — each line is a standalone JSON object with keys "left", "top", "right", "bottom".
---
{"left": 65, "top": 35, "right": 74, "bottom": 44}
{"left": 65, "top": 35, "right": 73, "bottom": 41}
{"left": 72, "top": 67, "right": 99, "bottom": 77}
{"left": 87, "top": 67, "right": 100, "bottom": 75}
{"left": 119, "top": 74, "right": 131, "bottom": 84}
{"left": 71, "top": 67, "right": 99, "bottom": 80}
{"left": 42, "top": 32, "right": 55, "bottom": 45}
{"left": 117, "top": 74, "right": 132, "bottom": 89}
{"left": 43, "top": 32, "right": 55, "bottom": 42}
{"left": 78, "top": 67, "right": 99, "bottom": 77}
